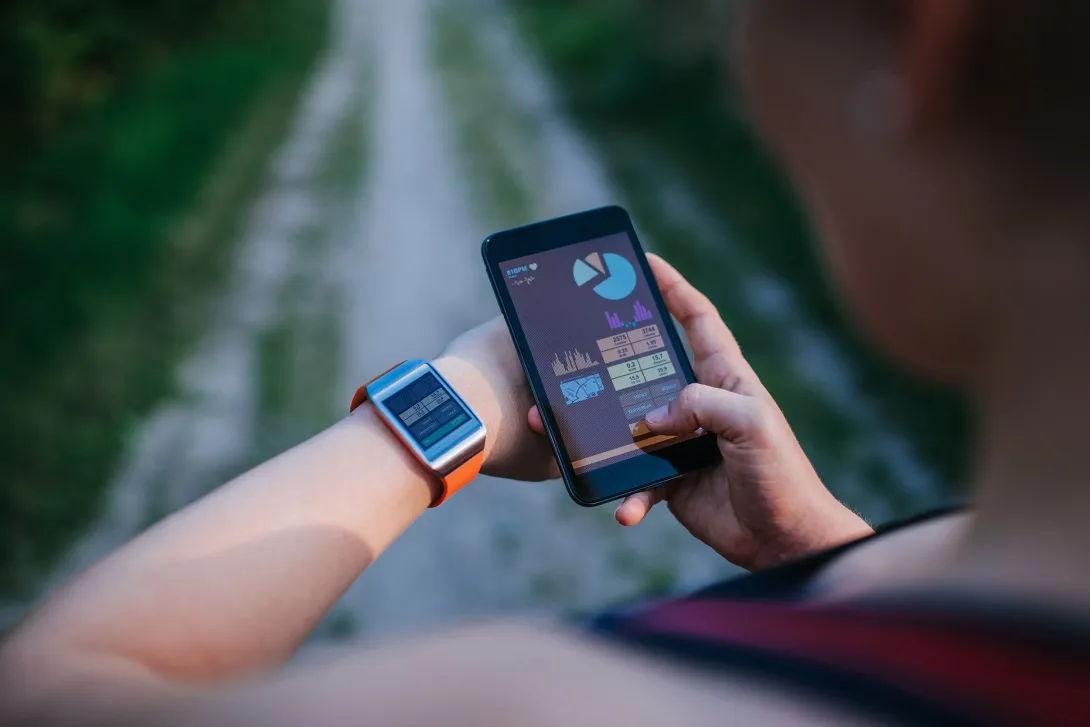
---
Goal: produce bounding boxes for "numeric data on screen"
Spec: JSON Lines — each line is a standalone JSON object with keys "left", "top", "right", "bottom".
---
{"left": 599, "top": 347, "right": 676, "bottom": 392}
{"left": 597, "top": 325, "right": 662, "bottom": 364}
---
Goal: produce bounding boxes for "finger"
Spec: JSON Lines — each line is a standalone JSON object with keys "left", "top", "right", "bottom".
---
{"left": 527, "top": 407, "right": 562, "bottom": 478}
{"left": 646, "top": 253, "right": 758, "bottom": 393}
{"left": 645, "top": 383, "right": 759, "bottom": 440}
{"left": 615, "top": 487, "right": 667, "bottom": 527}
{"left": 545, "top": 454, "right": 562, "bottom": 480}
{"left": 527, "top": 406, "right": 547, "bottom": 435}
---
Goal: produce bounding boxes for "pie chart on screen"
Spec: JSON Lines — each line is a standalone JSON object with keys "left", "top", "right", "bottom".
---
{"left": 573, "top": 252, "right": 637, "bottom": 300}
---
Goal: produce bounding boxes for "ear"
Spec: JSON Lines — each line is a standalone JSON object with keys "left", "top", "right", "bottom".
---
{"left": 902, "top": 0, "right": 978, "bottom": 129}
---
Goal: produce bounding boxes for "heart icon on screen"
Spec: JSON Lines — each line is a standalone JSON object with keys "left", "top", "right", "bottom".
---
{"left": 529, "top": 263, "right": 538, "bottom": 271}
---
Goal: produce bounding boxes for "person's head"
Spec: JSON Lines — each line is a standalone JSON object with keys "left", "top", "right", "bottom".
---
{"left": 734, "top": 0, "right": 1090, "bottom": 383}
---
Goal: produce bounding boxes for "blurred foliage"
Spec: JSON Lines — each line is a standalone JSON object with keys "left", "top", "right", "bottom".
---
{"left": 511, "top": 0, "right": 970, "bottom": 492}
{"left": 0, "top": 0, "right": 328, "bottom": 596}
{"left": 1, "top": 0, "right": 273, "bottom": 174}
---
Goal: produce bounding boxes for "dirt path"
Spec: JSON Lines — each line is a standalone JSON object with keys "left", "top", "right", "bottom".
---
{"left": 325, "top": 0, "right": 731, "bottom": 641}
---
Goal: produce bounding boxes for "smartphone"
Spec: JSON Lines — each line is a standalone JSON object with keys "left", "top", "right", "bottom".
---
{"left": 482, "top": 205, "right": 720, "bottom": 506}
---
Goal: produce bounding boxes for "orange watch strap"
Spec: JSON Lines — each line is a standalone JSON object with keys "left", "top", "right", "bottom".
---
{"left": 431, "top": 449, "right": 485, "bottom": 507}
{"left": 350, "top": 360, "right": 484, "bottom": 507}
{"left": 349, "top": 360, "right": 407, "bottom": 413}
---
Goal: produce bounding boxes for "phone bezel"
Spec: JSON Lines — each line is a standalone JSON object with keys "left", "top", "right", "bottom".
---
{"left": 482, "top": 205, "right": 720, "bottom": 506}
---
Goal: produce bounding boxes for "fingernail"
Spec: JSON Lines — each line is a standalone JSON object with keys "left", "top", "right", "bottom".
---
{"left": 645, "top": 405, "right": 668, "bottom": 426}
{"left": 614, "top": 504, "right": 625, "bottom": 524}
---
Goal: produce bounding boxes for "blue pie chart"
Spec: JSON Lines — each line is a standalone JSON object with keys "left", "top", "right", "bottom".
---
{"left": 573, "top": 252, "right": 637, "bottom": 300}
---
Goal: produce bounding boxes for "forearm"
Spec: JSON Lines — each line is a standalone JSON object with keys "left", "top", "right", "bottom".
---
{"left": 3, "top": 405, "right": 432, "bottom": 684}
{"left": 1, "top": 355, "right": 508, "bottom": 707}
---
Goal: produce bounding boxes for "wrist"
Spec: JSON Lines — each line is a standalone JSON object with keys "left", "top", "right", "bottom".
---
{"left": 347, "top": 403, "right": 443, "bottom": 508}
{"left": 794, "top": 496, "right": 874, "bottom": 558}
{"left": 752, "top": 494, "right": 874, "bottom": 570}
{"left": 822, "top": 501, "right": 875, "bottom": 546}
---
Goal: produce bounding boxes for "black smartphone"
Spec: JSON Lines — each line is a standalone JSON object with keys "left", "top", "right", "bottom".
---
{"left": 482, "top": 205, "right": 720, "bottom": 506}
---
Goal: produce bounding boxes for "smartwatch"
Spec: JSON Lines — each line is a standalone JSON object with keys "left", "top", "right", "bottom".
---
{"left": 350, "top": 360, "right": 486, "bottom": 506}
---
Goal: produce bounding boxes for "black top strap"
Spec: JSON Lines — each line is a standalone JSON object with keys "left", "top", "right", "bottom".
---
{"left": 584, "top": 506, "right": 1090, "bottom": 726}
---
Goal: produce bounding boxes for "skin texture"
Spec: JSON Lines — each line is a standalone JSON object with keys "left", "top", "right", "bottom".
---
{"left": 5, "top": 0, "right": 1090, "bottom": 724}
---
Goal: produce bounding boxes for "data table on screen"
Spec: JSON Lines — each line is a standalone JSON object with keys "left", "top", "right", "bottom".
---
{"left": 597, "top": 325, "right": 662, "bottom": 365}
{"left": 605, "top": 348, "right": 676, "bottom": 392}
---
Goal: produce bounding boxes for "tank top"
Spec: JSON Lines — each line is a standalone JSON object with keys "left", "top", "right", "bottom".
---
{"left": 589, "top": 509, "right": 1090, "bottom": 727}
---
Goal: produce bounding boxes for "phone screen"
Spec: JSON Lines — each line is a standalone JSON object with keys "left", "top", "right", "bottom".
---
{"left": 499, "top": 232, "right": 699, "bottom": 474}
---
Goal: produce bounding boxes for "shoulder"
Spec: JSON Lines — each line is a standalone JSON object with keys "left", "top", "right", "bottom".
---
{"left": 489, "top": 625, "right": 882, "bottom": 727}
{"left": 165, "top": 623, "right": 880, "bottom": 727}
{"left": 808, "top": 510, "right": 972, "bottom": 602}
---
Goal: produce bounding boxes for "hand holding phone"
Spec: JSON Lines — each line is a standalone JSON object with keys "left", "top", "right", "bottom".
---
{"left": 483, "top": 206, "right": 720, "bottom": 506}
{"left": 437, "top": 318, "right": 562, "bottom": 483}
{"left": 525, "top": 252, "right": 874, "bottom": 569}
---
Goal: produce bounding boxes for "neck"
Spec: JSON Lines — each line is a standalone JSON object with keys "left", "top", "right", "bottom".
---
{"left": 945, "top": 243, "right": 1090, "bottom": 609}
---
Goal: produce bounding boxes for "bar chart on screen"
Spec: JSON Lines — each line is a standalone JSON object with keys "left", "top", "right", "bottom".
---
{"left": 605, "top": 301, "right": 655, "bottom": 330}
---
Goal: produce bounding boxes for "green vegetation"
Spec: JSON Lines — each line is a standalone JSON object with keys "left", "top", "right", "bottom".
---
{"left": 509, "top": 0, "right": 969, "bottom": 509}
{"left": 432, "top": 2, "right": 538, "bottom": 229}
{"left": 251, "top": 105, "right": 366, "bottom": 466}
{"left": 0, "top": 0, "right": 330, "bottom": 596}
{"left": 251, "top": 79, "right": 370, "bottom": 466}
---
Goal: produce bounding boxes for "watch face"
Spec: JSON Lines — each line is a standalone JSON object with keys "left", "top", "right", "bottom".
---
{"left": 372, "top": 365, "right": 484, "bottom": 472}
{"left": 381, "top": 372, "right": 471, "bottom": 449}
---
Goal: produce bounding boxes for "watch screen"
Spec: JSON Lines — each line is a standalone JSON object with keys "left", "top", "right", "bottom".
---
{"left": 500, "top": 232, "right": 699, "bottom": 473}
{"left": 381, "top": 372, "right": 470, "bottom": 449}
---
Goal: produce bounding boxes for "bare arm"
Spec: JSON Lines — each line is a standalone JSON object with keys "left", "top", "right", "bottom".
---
{"left": 6, "top": 405, "right": 434, "bottom": 681}
{"left": 0, "top": 321, "right": 557, "bottom": 722}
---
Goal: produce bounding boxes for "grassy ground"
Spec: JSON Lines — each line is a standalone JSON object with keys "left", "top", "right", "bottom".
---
{"left": 0, "top": 0, "right": 330, "bottom": 597}
{"left": 509, "top": 1, "right": 969, "bottom": 512}
{"left": 432, "top": 2, "right": 538, "bottom": 230}
{"left": 251, "top": 85, "right": 370, "bottom": 469}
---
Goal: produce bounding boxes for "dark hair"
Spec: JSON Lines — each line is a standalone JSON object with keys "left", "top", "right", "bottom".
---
{"left": 962, "top": 3, "right": 1090, "bottom": 170}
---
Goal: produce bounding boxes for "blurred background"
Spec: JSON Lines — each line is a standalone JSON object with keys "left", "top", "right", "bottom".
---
{"left": 0, "top": 0, "right": 966, "bottom": 641}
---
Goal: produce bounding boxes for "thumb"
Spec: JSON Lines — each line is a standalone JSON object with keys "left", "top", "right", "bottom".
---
{"left": 644, "top": 383, "right": 757, "bottom": 439}
{"left": 527, "top": 405, "right": 547, "bottom": 435}
{"left": 615, "top": 487, "right": 668, "bottom": 527}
